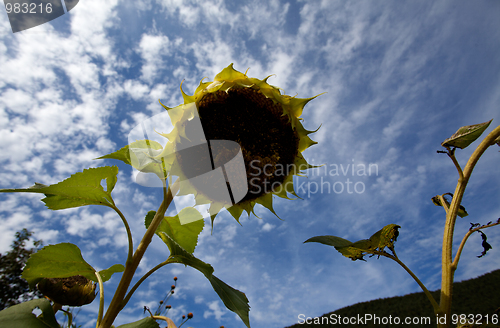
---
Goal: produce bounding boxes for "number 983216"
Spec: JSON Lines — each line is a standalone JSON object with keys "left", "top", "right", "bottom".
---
{"left": 452, "top": 314, "right": 498, "bottom": 326}
{"left": 5, "top": 2, "right": 53, "bottom": 14}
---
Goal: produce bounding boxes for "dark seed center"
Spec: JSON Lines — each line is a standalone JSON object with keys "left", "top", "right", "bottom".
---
{"left": 195, "top": 87, "right": 299, "bottom": 203}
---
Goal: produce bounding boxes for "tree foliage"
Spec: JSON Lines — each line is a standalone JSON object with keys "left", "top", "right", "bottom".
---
{"left": 0, "top": 229, "right": 43, "bottom": 310}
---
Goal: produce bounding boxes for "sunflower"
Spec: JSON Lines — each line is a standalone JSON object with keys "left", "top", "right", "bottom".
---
{"left": 157, "top": 64, "right": 321, "bottom": 225}
{"left": 37, "top": 275, "right": 97, "bottom": 306}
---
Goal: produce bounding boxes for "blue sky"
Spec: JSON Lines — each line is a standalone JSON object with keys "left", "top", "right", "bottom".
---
{"left": 1, "top": 1, "right": 500, "bottom": 327}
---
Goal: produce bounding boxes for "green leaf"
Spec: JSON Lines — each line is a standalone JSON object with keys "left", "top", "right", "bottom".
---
{"left": 146, "top": 209, "right": 250, "bottom": 327}
{"left": 22, "top": 243, "right": 96, "bottom": 287}
{"left": 374, "top": 223, "right": 400, "bottom": 251}
{"left": 0, "top": 166, "right": 118, "bottom": 210}
{"left": 97, "top": 144, "right": 133, "bottom": 165}
{"left": 304, "top": 235, "right": 354, "bottom": 248}
{"left": 441, "top": 119, "right": 493, "bottom": 149}
{"left": 304, "top": 224, "right": 401, "bottom": 261}
{"left": 144, "top": 210, "right": 156, "bottom": 228}
{"left": 160, "top": 232, "right": 214, "bottom": 277}
{"left": 98, "top": 264, "right": 125, "bottom": 282}
{"left": 158, "top": 208, "right": 204, "bottom": 254}
{"left": 98, "top": 140, "right": 171, "bottom": 179}
{"left": 208, "top": 275, "right": 250, "bottom": 328}
{"left": 158, "top": 232, "right": 251, "bottom": 327}
{"left": 304, "top": 235, "right": 365, "bottom": 260}
{"left": 0, "top": 298, "right": 59, "bottom": 328}
{"left": 115, "top": 317, "right": 160, "bottom": 328}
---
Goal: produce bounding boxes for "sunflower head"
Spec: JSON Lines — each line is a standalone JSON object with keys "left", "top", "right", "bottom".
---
{"left": 37, "top": 275, "right": 97, "bottom": 306}
{"left": 157, "top": 64, "right": 321, "bottom": 226}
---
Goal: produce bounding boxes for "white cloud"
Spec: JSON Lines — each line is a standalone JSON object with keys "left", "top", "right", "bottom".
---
{"left": 261, "top": 222, "right": 275, "bottom": 232}
{"left": 137, "top": 33, "right": 171, "bottom": 83}
{"left": 203, "top": 300, "right": 226, "bottom": 321}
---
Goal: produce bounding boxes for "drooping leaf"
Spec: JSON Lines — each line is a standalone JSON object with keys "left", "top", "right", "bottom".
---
{"left": 159, "top": 232, "right": 214, "bottom": 278}
{"left": 441, "top": 119, "right": 493, "bottom": 149}
{"left": 208, "top": 275, "right": 250, "bottom": 328}
{"left": 0, "top": 298, "right": 59, "bottom": 328}
{"left": 304, "top": 224, "right": 401, "bottom": 261}
{"left": 477, "top": 231, "right": 493, "bottom": 258}
{"left": 158, "top": 232, "right": 251, "bottom": 327}
{"left": 146, "top": 209, "right": 250, "bottom": 327}
{"left": 431, "top": 195, "right": 469, "bottom": 217}
{"left": 21, "top": 243, "right": 121, "bottom": 287}
{"left": 0, "top": 166, "right": 119, "bottom": 210}
{"left": 115, "top": 317, "right": 160, "bottom": 328}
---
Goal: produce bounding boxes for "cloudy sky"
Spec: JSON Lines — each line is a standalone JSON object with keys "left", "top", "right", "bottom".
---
{"left": 1, "top": 1, "right": 500, "bottom": 327}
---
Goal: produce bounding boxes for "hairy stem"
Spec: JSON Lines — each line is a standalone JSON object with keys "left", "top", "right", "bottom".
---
{"left": 438, "top": 124, "right": 500, "bottom": 327}
{"left": 99, "top": 180, "right": 178, "bottom": 328}
{"left": 122, "top": 260, "right": 169, "bottom": 308}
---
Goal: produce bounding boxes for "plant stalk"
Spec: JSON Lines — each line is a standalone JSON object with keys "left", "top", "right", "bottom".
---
{"left": 438, "top": 124, "right": 500, "bottom": 328}
{"left": 381, "top": 250, "right": 440, "bottom": 313}
{"left": 98, "top": 181, "right": 176, "bottom": 328}
{"left": 95, "top": 271, "right": 105, "bottom": 328}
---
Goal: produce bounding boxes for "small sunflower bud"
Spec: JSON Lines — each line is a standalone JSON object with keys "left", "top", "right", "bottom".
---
{"left": 37, "top": 275, "right": 96, "bottom": 306}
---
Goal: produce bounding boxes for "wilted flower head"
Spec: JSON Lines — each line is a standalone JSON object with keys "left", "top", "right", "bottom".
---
{"left": 37, "top": 275, "right": 96, "bottom": 306}
{"left": 158, "top": 64, "right": 321, "bottom": 225}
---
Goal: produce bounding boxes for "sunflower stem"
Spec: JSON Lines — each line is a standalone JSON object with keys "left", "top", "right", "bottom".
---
{"left": 375, "top": 250, "right": 440, "bottom": 314}
{"left": 438, "top": 124, "right": 500, "bottom": 328}
{"left": 98, "top": 180, "right": 177, "bottom": 328}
